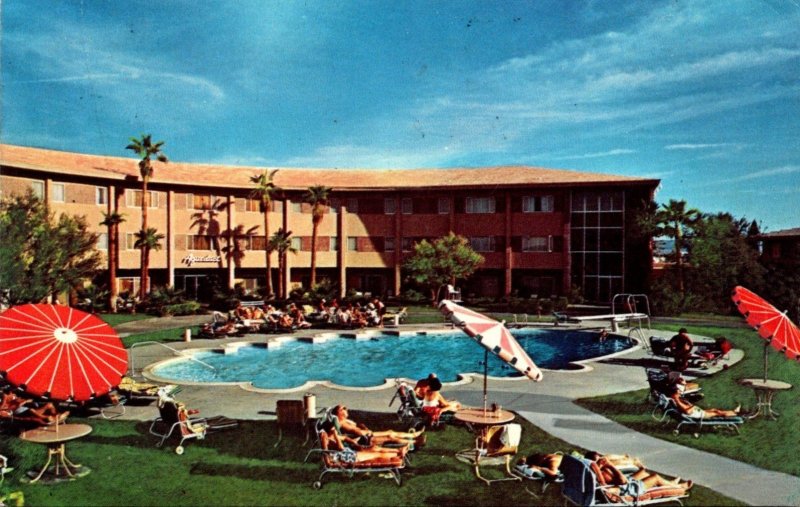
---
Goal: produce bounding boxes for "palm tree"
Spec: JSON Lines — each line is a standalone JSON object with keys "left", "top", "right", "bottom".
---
{"left": 268, "top": 228, "right": 297, "bottom": 299}
{"left": 250, "top": 170, "right": 281, "bottom": 298}
{"left": 656, "top": 199, "right": 700, "bottom": 295}
{"left": 126, "top": 134, "right": 168, "bottom": 300}
{"left": 100, "top": 211, "right": 126, "bottom": 312}
{"left": 303, "top": 185, "right": 332, "bottom": 288}
{"left": 133, "top": 227, "right": 165, "bottom": 298}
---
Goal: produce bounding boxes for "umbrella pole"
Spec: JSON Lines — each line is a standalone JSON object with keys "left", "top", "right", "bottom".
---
{"left": 764, "top": 341, "right": 769, "bottom": 383}
{"left": 483, "top": 348, "right": 488, "bottom": 414}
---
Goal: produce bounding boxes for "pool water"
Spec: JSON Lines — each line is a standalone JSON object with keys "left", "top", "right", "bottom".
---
{"left": 151, "top": 329, "right": 632, "bottom": 389}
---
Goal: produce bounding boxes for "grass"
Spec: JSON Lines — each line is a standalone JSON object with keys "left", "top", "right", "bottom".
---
{"left": 120, "top": 327, "right": 201, "bottom": 348}
{"left": 0, "top": 412, "right": 739, "bottom": 506}
{"left": 577, "top": 323, "right": 800, "bottom": 477}
{"left": 97, "top": 313, "right": 152, "bottom": 328}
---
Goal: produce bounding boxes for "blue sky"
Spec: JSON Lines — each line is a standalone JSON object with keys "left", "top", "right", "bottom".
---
{"left": 2, "top": 0, "right": 799, "bottom": 231}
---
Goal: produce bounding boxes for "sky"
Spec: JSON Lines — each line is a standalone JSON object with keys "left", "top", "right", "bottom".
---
{"left": 2, "top": 0, "right": 799, "bottom": 231}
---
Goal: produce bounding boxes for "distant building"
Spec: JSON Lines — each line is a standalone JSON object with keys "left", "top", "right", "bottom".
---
{"left": 0, "top": 144, "right": 659, "bottom": 302}
{"left": 754, "top": 228, "right": 800, "bottom": 266}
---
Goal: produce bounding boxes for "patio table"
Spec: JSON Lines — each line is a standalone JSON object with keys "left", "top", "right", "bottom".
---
{"left": 739, "top": 378, "right": 792, "bottom": 420}
{"left": 19, "top": 423, "right": 92, "bottom": 483}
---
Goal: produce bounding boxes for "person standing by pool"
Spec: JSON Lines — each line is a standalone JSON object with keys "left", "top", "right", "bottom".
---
{"left": 668, "top": 328, "right": 693, "bottom": 372}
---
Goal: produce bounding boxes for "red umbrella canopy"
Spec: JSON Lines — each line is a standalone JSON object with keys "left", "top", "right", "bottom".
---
{"left": 732, "top": 286, "right": 800, "bottom": 361}
{"left": 439, "top": 300, "right": 543, "bottom": 381}
{"left": 0, "top": 304, "right": 128, "bottom": 401}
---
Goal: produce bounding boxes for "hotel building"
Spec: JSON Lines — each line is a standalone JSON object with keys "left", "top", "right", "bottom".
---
{"left": 0, "top": 144, "right": 659, "bottom": 302}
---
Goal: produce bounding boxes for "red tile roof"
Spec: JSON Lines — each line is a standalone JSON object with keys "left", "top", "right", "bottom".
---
{"left": 757, "top": 228, "right": 800, "bottom": 238}
{"left": 1, "top": 143, "right": 659, "bottom": 192}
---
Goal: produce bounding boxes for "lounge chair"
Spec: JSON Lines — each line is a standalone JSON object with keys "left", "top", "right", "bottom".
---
{"left": 312, "top": 428, "right": 406, "bottom": 489}
{"left": 645, "top": 369, "right": 702, "bottom": 404}
{"left": 654, "top": 393, "right": 743, "bottom": 438}
{"left": 511, "top": 453, "right": 565, "bottom": 494}
{"left": 383, "top": 307, "right": 408, "bottom": 327}
{"left": 148, "top": 390, "right": 237, "bottom": 454}
{"left": 389, "top": 380, "right": 425, "bottom": 425}
{"left": 456, "top": 423, "right": 522, "bottom": 485}
{"left": 560, "top": 455, "right": 689, "bottom": 506}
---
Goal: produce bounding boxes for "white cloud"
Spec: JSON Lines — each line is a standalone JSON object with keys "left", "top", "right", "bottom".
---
{"left": 554, "top": 149, "right": 636, "bottom": 160}
{"left": 665, "top": 143, "right": 735, "bottom": 150}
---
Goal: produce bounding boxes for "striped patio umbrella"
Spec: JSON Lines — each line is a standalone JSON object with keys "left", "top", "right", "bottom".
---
{"left": 0, "top": 304, "right": 128, "bottom": 401}
{"left": 732, "top": 286, "right": 800, "bottom": 381}
{"left": 439, "top": 299, "right": 542, "bottom": 411}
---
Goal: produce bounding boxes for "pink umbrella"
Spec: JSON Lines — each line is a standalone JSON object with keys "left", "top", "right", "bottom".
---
{"left": 439, "top": 300, "right": 542, "bottom": 411}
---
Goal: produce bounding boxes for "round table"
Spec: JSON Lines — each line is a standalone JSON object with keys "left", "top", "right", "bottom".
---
{"left": 454, "top": 407, "right": 516, "bottom": 428}
{"left": 19, "top": 423, "right": 93, "bottom": 483}
{"left": 739, "top": 378, "right": 792, "bottom": 420}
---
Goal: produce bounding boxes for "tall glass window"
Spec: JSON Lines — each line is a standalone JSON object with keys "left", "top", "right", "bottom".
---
{"left": 465, "top": 197, "right": 496, "bottom": 214}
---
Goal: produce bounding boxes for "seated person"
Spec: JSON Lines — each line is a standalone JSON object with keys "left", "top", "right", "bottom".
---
{"left": 414, "top": 373, "right": 438, "bottom": 399}
{"left": 319, "top": 421, "right": 406, "bottom": 466}
{"left": 515, "top": 453, "right": 564, "bottom": 479}
{"left": 351, "top": 307, "right": 368, "bottom": 328}
{"left": 670, "top": 382, "right": 741, "bottom": 419}
{"left": 250, "top": 307, "right": 265, "bottom": 320}
{"left": 289, "top": 306, "right": 312, "bottom": 329}
{"left": 333, "top": 405, "right": 425, "bottom": 448}
{"left": 277, "top": 313, "right": 295, "bottom": 331}
{"left": 586, "top": 453, "right": 692, "bottom": 500}
{"left": 668, "top": 328, "right": 693, "bottom": 372}
{"left": 1, "top": 389, "right": 68, "bottom": 425}
{"left": 421, "top": 378, "right": 461, "bottom": 413}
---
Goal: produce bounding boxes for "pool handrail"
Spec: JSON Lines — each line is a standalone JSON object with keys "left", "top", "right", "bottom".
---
{"left": 129, "top": 341, "right": 216, "bottom": 377}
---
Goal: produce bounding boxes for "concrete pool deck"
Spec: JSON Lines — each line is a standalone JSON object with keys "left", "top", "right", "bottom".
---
{"left": 116, "top": 319, "right": 800, "bottom": 506}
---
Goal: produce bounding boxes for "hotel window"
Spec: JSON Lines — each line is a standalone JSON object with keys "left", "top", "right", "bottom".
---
{"left": 438, "top": 197, "right": 451, "bottom": 214}
{"left": 249, "top": 235, "right": 266, "bottom": 250}
{"left": 384, "top": 237, "right": 395, "bottom": 252}
{"left": 189, "top": 193, "right": 214, "bottom": 210}
{"left": 51, "top": 183, "right": 65, "bottom": 203}
{"left": 522, "top": 236, "right": 551, "bottom": 252}
{"left": 384, "top": 198, "right": 396, "bottom": 214}
{"left": 470, "top": 236, "right": 496, "bottom": 252}
{"left": 291, "top": 237, "right": 302, "bottom": 251}
{"left": 96, "top": 187, "right": 108, "bottom": 206}
{"left": 347, "top": 237, "right": 358, "bottom": 251}
{"left": 347, "top": 198, "right": 358, "bottom": 213}
{"left": 401, "top": 198, "right": 413, "bottom": 214}
{"left": 401, "top": 237, "right": 414, "bottom": 252}
{"left": 330, "top": 237, "right": 339, "bottom": 251}
{"left": 97, "top": 233, "right": 109, "bottom": 251}
{"left": 465, "top": 196, "right": 495, "bottom": 214}
{"left": 30, "top": 180, "right": 45, "bottom": 199}
{"left": 125, "top": 233, "right": 137, "bottom": 250}
{"left": 522, "top": 195, "right": 554, "bottom": 213}
{"left": 127, "top": 190, "right": 158, "bottom": 208}
{"left": 188, "top": 235, "right": 213, "bottom": 250}
{"left": 329, "top": 198, "right": 341, "bottom": 214}
{"left": 117, "top": 277, "right": 140, "bottom": 298}
{"left": 292, "top": 201, "right": 303, "bottom": 213}
{"left": 245, "top": 198, "right": 261, "bottom": 212}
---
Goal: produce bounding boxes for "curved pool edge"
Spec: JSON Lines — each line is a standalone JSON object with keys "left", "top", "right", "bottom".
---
{"left": 140, "top": 327, "right": 643, "bottom": 393}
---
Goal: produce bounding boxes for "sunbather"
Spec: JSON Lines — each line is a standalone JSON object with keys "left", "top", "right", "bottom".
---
{"left": 333, "top": 405, "right": 424, "bottom": 448}
{"left": 670, "top": 382, "right": 740, "bottom": 419}
{"left": 1, "top": 389, "right": 68, "bottom": 425}
{"left": 586, "top": 453, "right": 692, "bottom": 496}
{"left": 515, "top": 453, "right": 563, "bottom": 479}
{"left": 420, "top": 377, "right": 461, "bottom": 413}
{"left": 320, "top": 421, "right": 406, "bottom": 465}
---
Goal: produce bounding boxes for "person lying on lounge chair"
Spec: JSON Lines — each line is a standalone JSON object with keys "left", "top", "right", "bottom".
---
{"left": 586, "top": 452, "right": 693, "bottom": 496}
{"left": 333, "top": 405, "right": 425, "bottom": 448}
{"left": 670, "top": 379, "right": 741, "bottom": 419}
{"left": 515, "top": 453, "right": 564, "bottom": 479}
{"left": 1, "top": 389, "right": 69, "bottom": 425}
{"left": 320, "top": 421, "right": 407, "bottom": 465}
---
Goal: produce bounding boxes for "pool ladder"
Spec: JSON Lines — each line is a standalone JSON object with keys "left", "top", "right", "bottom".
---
{"left": 129, "top": 341, "right": 216, "bottom": 378}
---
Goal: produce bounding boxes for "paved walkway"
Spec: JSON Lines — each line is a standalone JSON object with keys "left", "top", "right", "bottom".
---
{"left": 116, "top": 319, "right": 800, "bottom": 505}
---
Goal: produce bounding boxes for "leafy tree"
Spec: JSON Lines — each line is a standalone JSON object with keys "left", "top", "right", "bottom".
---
{"left": 403, "top": 233, "right": 484, "bottom": 302}
{"left": 100, "top": 211, "right": 126, "bottom": 312}
{"left": 688, "top": 213, "right": 766, "bottom": 312}
{"left": 126, "top": 134, "right": 168, "bottom": 300}
{"left": 249, "top": 170, "right": 281, "bottom": 297}
{"left": 0, "top": 191, "right": 102, "bottom": 303}
{"left": 656, "top": 199, "right": 700, "bottom": 296}
{"left": 268, "top": 228, "right": 297, "bottom": 299}
{"left": 303, "top": 184, "right": 332, "bottom": 288}
{"left": 134, "top": 227, "right": 165, "bottom": 295}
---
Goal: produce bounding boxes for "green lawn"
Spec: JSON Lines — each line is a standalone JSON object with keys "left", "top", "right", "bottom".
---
{"left": 0, "top": 412, "right": 739, "bottom": 506}
{"left": 97, "top": 313, "right": 152, "bottom": 328}
{"left": 577, "top": 323, "right": 800, "bottom": 477}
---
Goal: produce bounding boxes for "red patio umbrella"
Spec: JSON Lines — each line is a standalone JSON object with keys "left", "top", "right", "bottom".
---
{"left": 0, "top": 304, "right": 128, "bottom": 401}
{"left": 439, "top": 300, "right": 542, "bottom": 412}
{"left": 731, "top": 286, "right": 800, "bottom": 381}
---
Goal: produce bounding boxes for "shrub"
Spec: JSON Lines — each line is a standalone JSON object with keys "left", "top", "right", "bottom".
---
{"left": 162, "top": 301, "right": 202, "bottom": 316}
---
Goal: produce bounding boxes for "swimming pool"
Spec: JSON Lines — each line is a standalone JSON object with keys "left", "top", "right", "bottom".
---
{"left": 149, "top": 329, "right": 633, "bottom": 390}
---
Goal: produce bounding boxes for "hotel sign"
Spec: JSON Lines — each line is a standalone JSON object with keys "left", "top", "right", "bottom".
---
{"left": 181, "top": 253, "right": 221, "bottom": 267}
